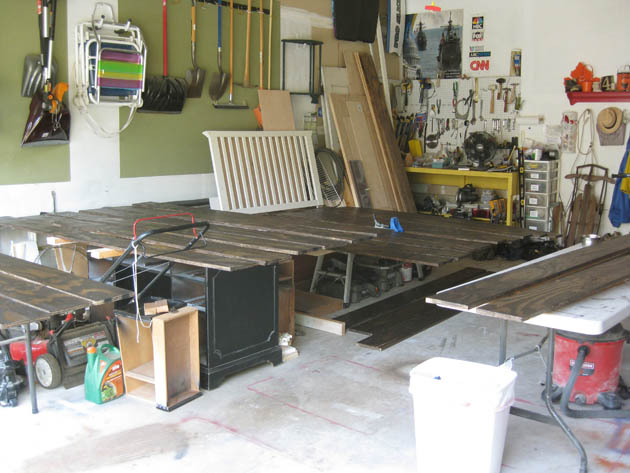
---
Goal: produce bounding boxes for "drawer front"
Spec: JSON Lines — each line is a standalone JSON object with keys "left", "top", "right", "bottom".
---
{"left": 524, "top": 169, "right": 559, "bottom": 181}
{"left": 525, "top": 193, "right": 550, "bottom": 207}
{"left": 525, "top": 218, "right": 552, "bottom": 232}
{"left": 524, "top": 159, "right": 559, "bottom": 171}
{"left": 525, "top": 178, "right": 558, "bottom": 194}
{"left": 525, "top": 205, "right": 548, "bottom": 220}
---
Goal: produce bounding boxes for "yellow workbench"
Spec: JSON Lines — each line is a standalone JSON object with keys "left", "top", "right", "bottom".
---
{"left": 406, "top": 167, "right": 519, "bottom": 226}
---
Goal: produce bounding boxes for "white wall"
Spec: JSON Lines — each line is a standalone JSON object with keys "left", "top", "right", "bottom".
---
{"left": 0, "top": 0, "right": 216, "bottom": 219}
{"left": 409, "top": 0, "right": 630, "bottom": 235}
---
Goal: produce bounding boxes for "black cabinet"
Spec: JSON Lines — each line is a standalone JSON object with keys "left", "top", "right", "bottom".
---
{"left": 201, "top": 264, "right": 283, "bottom": 389}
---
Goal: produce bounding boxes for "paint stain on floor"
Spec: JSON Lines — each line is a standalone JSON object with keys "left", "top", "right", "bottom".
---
{"left": 595, "top": 456, "right": 630, "bottom": 472}
{"left": 20, "top": 423, "right": 189, "bottom": 473}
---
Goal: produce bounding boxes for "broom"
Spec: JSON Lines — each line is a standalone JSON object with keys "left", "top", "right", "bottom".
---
{"left": 140, "top": 0, "right": 186, "bottom": 113}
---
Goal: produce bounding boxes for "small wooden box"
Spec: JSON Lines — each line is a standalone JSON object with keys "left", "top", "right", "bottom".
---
{"left": 117, "top": 306, "right": 201, "bottom": 411}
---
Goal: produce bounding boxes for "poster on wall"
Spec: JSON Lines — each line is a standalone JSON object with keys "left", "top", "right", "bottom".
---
{"left": 402, "top": 9, "right": 463, "bottom": 79}
{"left": 386, "top": 0, "right": 406, "bottom": 55}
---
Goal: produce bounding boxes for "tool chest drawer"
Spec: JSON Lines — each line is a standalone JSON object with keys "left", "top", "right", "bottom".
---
{"left": 524, "top": 205, "right": 550, "bottom": 220}
{"left": 525, "top": 217, "right": 552, "bottom": 232}
{"left": 525, "top": 193, "right": 554, "bottom": 207}
{"left": 524, "top": 169, "right": 559, "bottom": 181}
{"left": 525, "top": 178, "right": 558, "bottom": 194}
{"left": 524, "top": 160, "right": 559, "bottom": 171}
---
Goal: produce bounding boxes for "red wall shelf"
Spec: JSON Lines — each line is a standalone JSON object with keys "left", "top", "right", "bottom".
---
{"left": 567, "top": 91, "right": 630, "bottom": 105}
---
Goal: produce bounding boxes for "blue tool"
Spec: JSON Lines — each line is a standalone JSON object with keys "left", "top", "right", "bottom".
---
{"left": 373, "top": 214, "right": 404, "bottom": 232}
{"left": 389, "top": 217, "right": 404, "bottom": 232}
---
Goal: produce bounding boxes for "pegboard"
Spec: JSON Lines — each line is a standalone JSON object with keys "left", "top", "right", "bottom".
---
{"left": 392, "top": 75, "right": 522, "bottom": 154}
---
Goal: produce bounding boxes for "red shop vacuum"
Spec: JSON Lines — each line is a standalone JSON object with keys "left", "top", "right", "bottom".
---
{"left": 551, "top": 324, "right": 630, "bottom": 418}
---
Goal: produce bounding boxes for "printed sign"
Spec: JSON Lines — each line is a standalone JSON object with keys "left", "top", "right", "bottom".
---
{"left": 472, "top": 16, "right": 484, "bottom": 29}
{"left": 472, "top": 30, "right": 484, "bottom": 42}
{"left": 387, "top": 0, "right": 406, "bottom": 55}
{"left": 469, "top": 60, "right": 490, "bottom": 71}
{"left": 469, "top": 51, "right": 491, "bottom": 58}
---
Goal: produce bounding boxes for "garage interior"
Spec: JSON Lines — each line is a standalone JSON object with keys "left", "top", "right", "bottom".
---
{"left": 1, "top": 1, "right": 630, "bottom": 473}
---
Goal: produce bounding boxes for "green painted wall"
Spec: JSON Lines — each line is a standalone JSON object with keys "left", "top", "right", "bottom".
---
{"left": 119, "top": 0, "right": 280, "bottom": 178}
{"left": 0, "top": 1, "right": 70, "bottom": 185}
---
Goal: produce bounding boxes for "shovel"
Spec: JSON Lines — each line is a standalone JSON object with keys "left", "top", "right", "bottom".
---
{"left": 21, "top": 55, "right": 57, "bottom": 97}
{"left": 208, "top": 1, "right": 229, "bottom": 101}
{"left": 186, "top": 0, "right": 205, "bottom": 97}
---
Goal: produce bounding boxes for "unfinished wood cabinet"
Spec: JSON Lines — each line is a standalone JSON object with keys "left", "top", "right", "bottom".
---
{"left": 117, "top": 306, "right": 202, "bottom": 411}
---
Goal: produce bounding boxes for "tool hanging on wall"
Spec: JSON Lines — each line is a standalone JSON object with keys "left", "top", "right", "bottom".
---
{"left": 21, "top": 0, "right": 58, "bottom": 97}
{"left": 267, "top": 0, "right": 273, "bottom": 89}
{"left": 208, "top": 0, "right": 230, "bottom": 101}
{"left": 243, "top": 0, "right": 253, "bottom": 87}
{"left": 73, "top": 3, "right": 147, "bottom": 137}
{"left": 22, "top": 0, "right": 70, "bottom": 147}
{"left": 186, "top": 0, "right": 206, "bottom": 97}
{"left": 214, "top": 0, "right": 248, "bottom": 108}
{"left": 140, "top": 0, "right": 187, "bottom": 113}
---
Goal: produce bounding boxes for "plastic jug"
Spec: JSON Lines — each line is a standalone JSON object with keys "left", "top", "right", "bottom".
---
{"left": 84, "top": 344, "right": 124, "bottom": 404}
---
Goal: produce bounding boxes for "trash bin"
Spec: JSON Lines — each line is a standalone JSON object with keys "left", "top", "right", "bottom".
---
{"left": 409, "top": 357, "right": 517, "bottom": 473}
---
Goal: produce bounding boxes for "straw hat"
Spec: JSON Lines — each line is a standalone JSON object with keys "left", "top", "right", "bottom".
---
{"left": 597, "top": 107, "right": 623, "bottom": 134}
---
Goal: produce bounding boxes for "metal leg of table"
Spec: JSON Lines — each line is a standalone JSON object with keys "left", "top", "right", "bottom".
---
{"left": 343, "top": 253, "right": 355, "bottom": 308}
{"left": 499, "top": 319, "right": 508, "bottom": 365}
{"left": 309, "top": 255, "right": 325, "bottom": 293}
{"left": 544, "top": 328, "right": 587, "bottom": 473}
{"left": 22, "top": 324, "right": 38, "bottom": 414}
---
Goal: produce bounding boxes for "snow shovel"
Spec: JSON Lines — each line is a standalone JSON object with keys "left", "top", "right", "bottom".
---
{"left": 186, "top": 0, "right": 205, "bottom": 98}
{"left": 140, "top": 0, "right": 187, "bottom": 113}
{"left": 21, "top": 55, "right": 57, "bottom": 98}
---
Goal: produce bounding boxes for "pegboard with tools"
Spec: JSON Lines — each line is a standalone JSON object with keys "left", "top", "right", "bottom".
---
{"left": 393, "top": 75, "right": 522, "bottom": 163}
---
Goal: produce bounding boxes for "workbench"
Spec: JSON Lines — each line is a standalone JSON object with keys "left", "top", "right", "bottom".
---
{"left": 427, "top": 242, "right": 630, "bottom": 473}
{"left": 0, "top": 253, "right": 132, "bottom": 413}
{"left": 406, "top": 167, "right": 519, "bottom": 226}
{"left": 0, "top": 203, "right": 537, "bottom": 389}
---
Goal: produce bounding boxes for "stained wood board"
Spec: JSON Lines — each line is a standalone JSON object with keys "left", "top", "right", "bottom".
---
{"left": 427, "top": 234, "right": 630, "bottom": 311}
{"left": 342, "top": 50, "right": 366, "bottom": 96}
{"left": 295, "top": 312, "right": 346, "bottom": 336}
{"left": 257, "top": 90, "right": 296, "bottom": 131}
{"left": 336, "top": 268, "right": 490, "bottom": 350}
{"left": 475, "top": 254, "right": 630, "bottom": 322}
{"left": 354, "top": 52, "right": 416, "bottom": 213}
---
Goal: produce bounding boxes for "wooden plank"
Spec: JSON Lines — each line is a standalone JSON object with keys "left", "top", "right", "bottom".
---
{"left": 346, "top": 97, "right": 395, "bottom": 210}
{"left": 258, "top": 90, "right": 296, "bottom": 131}
{"left": 0, "top": 295, "right": 48, "bottom": 328}
{"left": 336, "top": 267, "right": 489, "bottom": 329}
{"left": 321, "top": 66, "right": 349, "bottom": 152}
{"left": 354, "top": 52, "right": 416, "bottom": 213}
{"left": 0, "top": 253, "right": 131, "bottom": 305}
{"left": 0, "top": 273, "right": 93, "bottom": 315}
{"left": 336, "top": 268, "right": 491, "bottom": 350}
{"left": 342, "top": 50, "right": 365, "bottom": 96}
{"left": 340, "top": 241, "right": 450, "bottom": 267}
{"left": 477, "top": 255, "right": 630, "bottom": 321}
{"left": 328, "top": 93, "right": 361, "bottom": 206}
{"left": 428, "top": 234, "right": 630, "bottom": 311}
{"left": 295, "top": 312, "right": 346, "bottom": 336}
{"left": 295, "top": 289, "right": 344, "bottom": 317}
{"left": 88, "top": 248, "right": 125, "bottom": 259}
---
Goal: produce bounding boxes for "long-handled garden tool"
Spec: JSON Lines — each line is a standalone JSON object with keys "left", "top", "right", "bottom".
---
{"left": 253, "top": 0, "right": 264, "bottom": 127}
{"left": 267, "top": 0, "right": 273, "bottom": 89}
{"left": 243, "top": 0, "right": 252, "bottom": 88}
{"left": 213, "top": 0, "right": 248, "bottom": 109}
{"left": 22, "top": 0, "right": 70, "bottom": 147}
{"left": 140, "top": 0, "right": 187, "bottom": 113}
{"left": 208, "top": 0, "right": 229, "bottom": 101}
{"left": 186, "top": 0, "right": 205, "bottom": 97}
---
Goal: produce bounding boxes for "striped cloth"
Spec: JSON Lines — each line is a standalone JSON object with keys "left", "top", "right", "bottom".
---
{"left": 97, "top": 50, "right": 143, "bottom": 91}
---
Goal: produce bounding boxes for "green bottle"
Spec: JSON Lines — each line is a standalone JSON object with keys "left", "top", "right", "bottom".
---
{"left": 84, "top": 344, "right": 124, "bottom": 404}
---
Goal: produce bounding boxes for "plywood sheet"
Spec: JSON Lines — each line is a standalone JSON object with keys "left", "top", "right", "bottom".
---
{"left": 257, "top": 90, "right": 296, "bottom": 131}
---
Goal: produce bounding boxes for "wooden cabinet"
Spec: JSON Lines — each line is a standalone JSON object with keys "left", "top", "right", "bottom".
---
{"left": 117, "top": 306, "right": 202, "bottom": 411}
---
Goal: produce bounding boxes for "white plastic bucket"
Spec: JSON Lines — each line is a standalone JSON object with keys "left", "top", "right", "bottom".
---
{"left": 409, "top": 357, "right": 517, "bottom": 473}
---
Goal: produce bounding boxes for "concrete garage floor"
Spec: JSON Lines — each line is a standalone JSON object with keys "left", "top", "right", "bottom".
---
{"left": 3, "top": 259, "right": 630, "bottom": 473}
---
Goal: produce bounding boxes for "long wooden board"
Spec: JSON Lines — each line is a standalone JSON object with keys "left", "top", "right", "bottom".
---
{"left": 427, "top": 234, "right": 630, "bottom": 311}
{"left": 354, "top": 52, "right": 416, "bottom": 213}
{"left": 476, "top": 254, "right": 630, "bottom": 321}
{"left": 336, "top": 268, "right": 490, "bottom": 350}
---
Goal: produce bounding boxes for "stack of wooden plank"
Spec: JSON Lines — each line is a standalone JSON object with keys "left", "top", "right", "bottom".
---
{"left": 324, "top": 51, "right": 415, "bottom": 213}
{"left": 427, "top": 234, "right": 630, "bottom": 321}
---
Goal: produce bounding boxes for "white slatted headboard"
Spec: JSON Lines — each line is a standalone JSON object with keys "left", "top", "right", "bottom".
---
{"left": 203, "top": 131, "right": 324, "bottom": 213}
